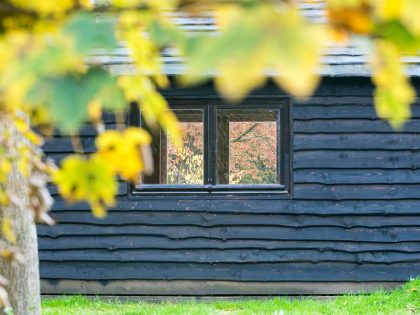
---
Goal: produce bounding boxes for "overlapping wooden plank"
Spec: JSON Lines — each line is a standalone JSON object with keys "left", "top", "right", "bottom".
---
{"left": 43, "top": 137, "right": 96, "bottom": 153}
{"left": 294, "top": 134, "right": 420, "bottom": 150}
{"left": 294, "top": 184, "right": 420, "bottom": 199}
{"left": 38, "top": 237, "right": 420, "bottom": 253}
{"left": 38, "top": 249, "right": 420, "bottom": 264}
{"left": 294, "top": 119, "right": 420, "bottom": 133}
{"left": 39, "top": 261, "right": 420, "bottom": 281}
{"left": 50, "top": 198, "right": 420, "bottom": 215}
{"left": 37, "top": 224, "right": 420, "bottom": 242}
{"left": 48, "top": 211, "right": 420, "bottom": 228}
{"left": 295, "top": 169, "right": 420, "bottom": 184}
{"left": 47, "top": 183, "right": 127, "bottom": 197}
{"left": 293, "top": 105, "right": 420, "bottom": 119}
{"left": 294, "top": 150, "right": 420, "bottom": 169}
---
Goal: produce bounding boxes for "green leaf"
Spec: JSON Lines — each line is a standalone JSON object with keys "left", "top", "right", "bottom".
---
{"left": 84, "top": 67, "right": 126, "bottom": 111}
{"left": 27, "top": 67, "right": 126, "bottom": 133}
{"left": 28, "top": 76, "right": 89, "bottom": 132}
{"left": 63, "top": 12, "right": 118, "bottom": 55}
{"left": 377, "top": 20, "right": 420, "bottom": 52}
{"left": 182, "top": 4, "right": 324, "bottom": 99}
{"left": 148, "top": 20, "right": 186, "bottom": 48}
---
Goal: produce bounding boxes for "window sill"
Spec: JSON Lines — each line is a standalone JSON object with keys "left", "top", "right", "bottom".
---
{"left": 130, "top": 184, "right": 291, "bottom": 199}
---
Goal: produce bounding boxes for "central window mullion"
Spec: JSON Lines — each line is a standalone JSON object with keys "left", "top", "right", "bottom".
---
{"left": 216, "top": 107, "right": 230, "bottom": 184}
{"left": 206, "top": 104, "right": 216, "bottom": 185}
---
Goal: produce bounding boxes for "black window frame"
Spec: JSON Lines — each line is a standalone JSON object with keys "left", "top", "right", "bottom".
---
{"left": 129, "top": 96, "right": 293, "bottom": 198}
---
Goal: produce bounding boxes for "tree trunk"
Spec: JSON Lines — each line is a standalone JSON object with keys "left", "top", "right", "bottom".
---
{"left": 0, "top": 115, "right": 41, "bottom": 315}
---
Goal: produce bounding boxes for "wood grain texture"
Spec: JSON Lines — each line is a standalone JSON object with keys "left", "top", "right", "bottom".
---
{"left": 294, "top": 150, "right": 420, "bottom": 169}
{"left": 294, "top": 119, "right": 420, "bottom": 134}
{"left": 294, "top": 134, "right": 420, "bottom": 150}
{"left": 38, "top": 237, "right": 420, "bottom": 252}
{"left": 45, "top": 211, "right": 420, "bottom": 228}
{"left": 37, "top": 224, "right": 420, "bottom": 242}
{"left": 39, "top": 261, "right": 420, "bottom": 281}
{"left": 49, "top": 198, "right": 420, "bottom": 214}
{"left": 38, "top": 249, "right": 420, "bottom": 264}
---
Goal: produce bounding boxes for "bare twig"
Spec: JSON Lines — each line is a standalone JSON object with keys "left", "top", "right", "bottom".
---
{"left": 230, "top": 123, "right": 258, "bottom": 143}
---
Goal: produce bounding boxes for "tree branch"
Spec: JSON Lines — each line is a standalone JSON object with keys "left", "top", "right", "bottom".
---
{"left": 230, "top": 123, "right": 258, "bottom": 143}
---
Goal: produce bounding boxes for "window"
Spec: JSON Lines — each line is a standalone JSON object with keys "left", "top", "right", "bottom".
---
{"left": 143, "top": 109, "right": 205, "bottom": 185}
{"left": 131, "top": 97, "right": 292, "bottom": 196}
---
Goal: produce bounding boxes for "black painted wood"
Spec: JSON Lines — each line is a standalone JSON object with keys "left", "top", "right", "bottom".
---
{"left": 37, "top": 224, "right": 420, "bottom": 242}
{"left": 50, "top": 198, "right": 420, "bottom": 214}
{"left": 38, "top": 78, "right": 420, "bottom": 291}
{"left": 293, "top": 104, "right": 420, "bottom": 120}
{"left": 294, "top": 134, "right": 420, "bottom": 150}
{"left": 39, "top": 261, "right": 420, "bottom": 281}
{"left": 295, "top": 169, "right": 420, "bottom": 184}
{"left": 45, "top": 211, "right": 420, "bottom": 228}
{"left": 38, "top": 249, "right": 420, "bottom": 264}
{"left": 294, "top": 119, "right": 420, "bottom": 134}
{"left": 294, "top": 150, "right": 420, "bottom": 169}
{"left": 38, "top": 237, "right": 420, "bottom": 252}
{"left": 294, "top": 184, "right": 420, "bottom": 199}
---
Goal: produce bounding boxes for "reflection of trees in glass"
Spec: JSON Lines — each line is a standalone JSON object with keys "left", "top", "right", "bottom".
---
{"left": 165, "top": 121, "right": 276, "bottom": 185}
{"left": 229, "top": 122, "right": 277, "bottom": 184}
{"left": 167, "top": 122, "right": 204, "bottom": 184}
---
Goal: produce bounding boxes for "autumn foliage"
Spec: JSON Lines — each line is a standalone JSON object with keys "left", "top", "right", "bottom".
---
{"left": 1, "top": 0, "right": 420, "bottom": 310}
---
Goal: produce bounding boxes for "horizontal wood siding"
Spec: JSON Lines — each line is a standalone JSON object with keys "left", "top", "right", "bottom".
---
{"left": 39, "top": 78, "right": 420, "bottom": 293}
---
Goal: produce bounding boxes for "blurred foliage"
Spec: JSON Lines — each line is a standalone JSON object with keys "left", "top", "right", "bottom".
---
{"left": 229, "top": 121, "right": 278, "bottom": 185}
{"left": 0, "top": 0, "right": 420, "bottom": 308}
{"left": 166, "top": 122, "right": 204, "bottom": 184}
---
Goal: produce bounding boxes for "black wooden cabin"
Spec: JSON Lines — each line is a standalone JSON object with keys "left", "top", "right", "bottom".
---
{"left": 39, "top": 4, "right": 420, "bottom": 296}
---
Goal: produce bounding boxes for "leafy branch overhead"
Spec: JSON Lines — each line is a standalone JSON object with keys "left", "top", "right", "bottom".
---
{"left": 0, "top": 0, "right": 420, "bottom": 307}
{"left": 181, "top": 0, "right": 420, "bottom": 129}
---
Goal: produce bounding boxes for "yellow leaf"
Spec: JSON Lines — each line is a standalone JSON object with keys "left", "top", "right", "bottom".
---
{"left": 376, "top": 0, "right": 403, "bottom": 20}
{"left": 112, "top": 0, "right": 176, "bottom": 10}
{"left": 400, "top": 0, "right": 420, "bottom": 35}
{"left": 88, "top": 99, "right": 103, "bottom": 123}
{"left": 370, "top": 41, "right": 415, "bottom": 128}
{"left": 215, "top": 44, "right": 268, "bottom": 100}
{"left": 53, "top": 155, "right": 117, "bottom": 218}
{"left": 10, "top": 0, "right": 75, "bottom": 16}
{"left": 215, "top": 4, "right": 241, "bottom": 30}
{"left": 270, "top": 6, "right": 325, "bottom": 98}
{"left": 0, "top": 160, "right": 12, "bottom": 182}
{"left": 327, "top": 2, "right": 374, "bottom": 35}
{"left": 91, "top": 201, "right": 107, "bottom": 219}
{"left": 118, "top": 75, "right": 182, "bottom": 147}
{"left": 17, "top": 156, "right": 31, "bottom": 178}
{"left": 118, "top": 10, "right": 169, "bottom": 87}
{"left": 14, "top": 116, "right": 43, "bottom": 146}
{"left": 326, "top": 0, "right": 365, "bottom": 9}
{"left": 0, "top": 191, "right": 9, "bottom": 206}
{"left": 184, "top": 3, "right": 325, "bottom": 99}
{"left": 2, "top": 218, "right": 16, "bottom": 244}
{"left": 96, "top": 127, "right": 152, "bottom": 183}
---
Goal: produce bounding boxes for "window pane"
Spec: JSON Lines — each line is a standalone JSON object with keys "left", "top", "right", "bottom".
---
{"left": 217, "top": 109, "right": 279, "bottom": 185}
{"left": 143, "top": 109, "right": 204, "bottom": 185}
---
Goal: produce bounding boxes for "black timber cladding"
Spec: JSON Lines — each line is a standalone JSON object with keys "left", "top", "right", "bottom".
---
{"left": 39, "top": 78, "right": 420, "bottom": 292}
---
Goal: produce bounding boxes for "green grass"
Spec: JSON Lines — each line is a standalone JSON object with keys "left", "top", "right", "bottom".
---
{"left": 42, "top": 278, "right": 419, "bottom": 315}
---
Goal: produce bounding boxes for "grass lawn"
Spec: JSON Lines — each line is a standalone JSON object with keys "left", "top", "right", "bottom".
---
{"left": 42, "top": 278, "right": 419, "bottom": 315}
